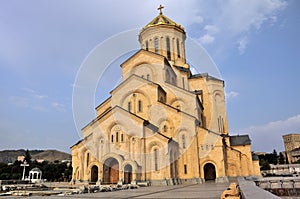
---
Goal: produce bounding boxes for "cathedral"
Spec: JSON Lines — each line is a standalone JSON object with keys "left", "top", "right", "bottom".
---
{"left": 71, "top": 6, "right": 260, "bottom": 185}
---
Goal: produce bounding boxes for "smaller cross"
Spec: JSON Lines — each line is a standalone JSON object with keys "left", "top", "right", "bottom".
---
{"left": 158, "top": 4, "right": 164, "bottom": 15}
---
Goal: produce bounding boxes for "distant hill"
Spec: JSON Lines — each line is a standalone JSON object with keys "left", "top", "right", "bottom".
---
{"left": 0, "top": 149, "right": 71, "bottom": 163}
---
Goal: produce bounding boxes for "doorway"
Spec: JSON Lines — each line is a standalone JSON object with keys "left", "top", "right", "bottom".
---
{"left": 103, "top": 158, "right": 119, "bottom": 184}
{"left": 91, "top": 165, "right": 98, "bottom": 183}
{"left": 204, "top": 163, "right": 216, "bottom": 181}
{"left": 124, "top": 164, "right": 132, "bottom": 184}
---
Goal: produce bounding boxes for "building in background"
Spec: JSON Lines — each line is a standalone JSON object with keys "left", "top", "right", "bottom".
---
{"left": 283, "top": 134, "right": 300, "bottom": 163}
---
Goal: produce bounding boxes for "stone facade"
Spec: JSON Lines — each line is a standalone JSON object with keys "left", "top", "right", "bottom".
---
{"left": 283, "top": 133, "right": 300, "bottom": 163}
{"left": 71, "top": 9, "right": 260, "bottom": 185}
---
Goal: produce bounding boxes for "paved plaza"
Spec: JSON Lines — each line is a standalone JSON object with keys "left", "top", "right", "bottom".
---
{"left": 1, "top": 183, "right": 229, "bottom": 199}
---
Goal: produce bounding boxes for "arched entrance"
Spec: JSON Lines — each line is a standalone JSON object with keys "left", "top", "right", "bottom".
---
{"left": 204, "top": 163, "right": 216, "bottom": 181}
{"left": 91, "top": 165, "right": 98, "bottom": 183}
{"left": 103, "top": 158, "right": 119, "bottom": 184}
{"left": 124, "top": 164, "right": 132, "bottom": 184}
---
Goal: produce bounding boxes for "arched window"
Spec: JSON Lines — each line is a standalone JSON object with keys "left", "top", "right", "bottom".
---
{"left": 116, "top": 132, "right": 119, "bottom": 142}
{"left": 121, "top": 134, "right": 124, "bottom": 142}
{"left": 145, "top": 41, "right": 149, "bottom": 51}
{"left": 128, "top": 102, "right": 131, "bottom": 112}
{"left": 154, "top": 38, "right": 159, "bottom": 54}
{"left": 111, "top": 134, "right": 114, "bottom": 142}
{"left": 176, "top": 39, "right": 181, "bottom": 58}
{"left": 154, "top": 149, "right": 158, "bottom": 171}
{"left": 182, "top": 134, "right": 186, "bottom": 149}
{"left": 147, "top": 74, "right": 150, "bottom": 80}
{"left": 166, "top": 37, "right": 171, "bottom": 60}
{"left": 138, "top": 100, "right": 142, "bottom": 112}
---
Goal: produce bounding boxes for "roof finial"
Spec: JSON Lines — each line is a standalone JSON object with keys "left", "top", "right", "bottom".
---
{"left": 158, "top": 4, "right": 164, "bottom": 15}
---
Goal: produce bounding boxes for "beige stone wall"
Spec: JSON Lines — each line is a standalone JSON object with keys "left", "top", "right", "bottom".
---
{"left": 71, "top": 12, "right": 260, "bottom": 185}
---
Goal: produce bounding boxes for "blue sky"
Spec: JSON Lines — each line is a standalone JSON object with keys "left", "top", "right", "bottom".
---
{"left": 0, "top": 0, "right": 299, "bottom": 153}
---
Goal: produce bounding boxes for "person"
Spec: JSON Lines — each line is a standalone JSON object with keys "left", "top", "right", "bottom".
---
{"left": 267, "top": 181, "right": 271, "bottom": 189}
{"left": 290, "top": 180, "right": 295, "bottom": 189}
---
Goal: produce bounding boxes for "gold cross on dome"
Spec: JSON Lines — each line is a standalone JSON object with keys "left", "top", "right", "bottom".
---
{"left": 158, "top": 4, "right": 164, "bottom": 15}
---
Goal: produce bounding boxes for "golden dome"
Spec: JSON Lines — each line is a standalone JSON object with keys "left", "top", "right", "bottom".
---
{"left": 142, "top": 5, "right": 185, "bottom": 32}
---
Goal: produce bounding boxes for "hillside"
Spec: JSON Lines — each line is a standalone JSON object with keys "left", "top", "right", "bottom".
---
{"left": 0, "top": 149, "right": 71, "bottom": 163}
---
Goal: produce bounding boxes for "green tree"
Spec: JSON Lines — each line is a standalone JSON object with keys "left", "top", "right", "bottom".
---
{"left": 278, "top": 152, "right": 285, "bottom": 164}
{"left": 24, "top": 149, "right": 32, "bottom": 164}
{"left": 272, "top": 149, "right": 278, "bottom": 165}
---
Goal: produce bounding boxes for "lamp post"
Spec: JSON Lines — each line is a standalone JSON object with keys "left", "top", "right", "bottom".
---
{"left": 20, "top": 160, "right": 29, "bottom": 180}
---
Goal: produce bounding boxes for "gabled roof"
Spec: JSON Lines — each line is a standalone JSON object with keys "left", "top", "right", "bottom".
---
{"left": 230, "top": 135, "right": 251, "bottom": 146}
{"left": 120, "top": 49, "right": 166, "bottom": 68}
{"left": 110, "top": 74, "right": 165, "bottom": 95}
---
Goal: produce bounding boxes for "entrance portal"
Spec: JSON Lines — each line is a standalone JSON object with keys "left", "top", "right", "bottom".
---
{"left": 124, "top": 164, "right": 132, "bottom": 184}
{"left": 103, "top": 158, "right": 119, "bottom": 184}
{"left": 91, "top": 165, "right": 98, "bottom": 183}
{"left": 204, "top": 163, "right": 216, "bottom": 181}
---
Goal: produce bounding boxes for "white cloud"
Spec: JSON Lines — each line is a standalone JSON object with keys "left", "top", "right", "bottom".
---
{"left": 193, "top": 15, "right": 204, "bottom": 24}
{"left": 237, "top": 36, "right": 249, "bottom": 55}
{"left": 9, "top": 96, "right": 30, "bottom": 108}
{"left": 220, "top": 0, "right": 287, "bottom": 34}
{"left": 237, "top": 114, "right": 300, "bottom": 152}
{"left": 226, "top": 91, "right": 239, "bottom": 99}
{"left": 52, "top": 102, "right": 66, "bottom": 112}
{"left": 204, "top": 25, "right": 219, "bottom": 34}
{"left": 199, "top": 34, "right": 215, "bottom": 44}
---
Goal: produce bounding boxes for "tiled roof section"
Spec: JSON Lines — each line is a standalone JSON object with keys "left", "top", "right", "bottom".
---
{"left": 230, "top": 135, "right": 251, "bottom": 146}
{"left": 174, "top": 65, "right": 190, "bottom": 73}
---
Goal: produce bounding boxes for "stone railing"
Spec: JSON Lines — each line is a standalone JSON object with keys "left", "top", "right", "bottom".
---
{"left": 238, "top": 177, "right": 281, "bottom": 199}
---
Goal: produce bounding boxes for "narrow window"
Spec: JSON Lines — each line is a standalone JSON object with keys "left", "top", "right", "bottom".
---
{"left": 177, "top": 39, "right": 181, "bottom": 58}
{"left": 211, "top": 144, "right": 214, "bottom": 150}
{"left": 206, "top": 145, "right": 209, "bottom": 150}
{"left": 121, "top": 134, "right": 124, "bottom": 142}
{"left": 138, "top": 100, "right": 142, "bottom": 112}
{"left": 111, "top": 134, "right": 114, "bottom": 142}
{"left": 154, "top": 149, "right": 158, "bottom": 171}
{"left": 165, "top": 70, "right": 170, "bottom": 83}
{"left": 116, "top": 131, "right": 119, "bottom": 142}
{"left": 128, "top": 102, "right": 131, "bottom": 112}
{"left": 147, "top": 74, "right": 150, "bottom": 80}
{"left": 218, "top": 117, "right": 220, "bottom": 132}
{"left": 221, "top": 118, "right": 224, "bottom": 133}
{"left": 145, "top": 41, "right": 149, "bottom": 51}
{"left": 166, "top": 37, "right": 171, "bottom": 60}
{"left": 163, "top": 125, "right": 167, "bottom": 132}
{"left": 184, "top": 164, "right": 187, "bottom": 174}
{"left": 154, "top": 38, "right": 159, "bottom": 54}
{"left": 201, "top": 145, "right": 204, "bottom": 150}
{"left": 86, "top": 153, "right": 89, "bottom": 166}
{"left": 182, "top": 134, "right": 186, "bottom": 149}
{"left": 182, "top": 77, "right": 185, "bottom": 89}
